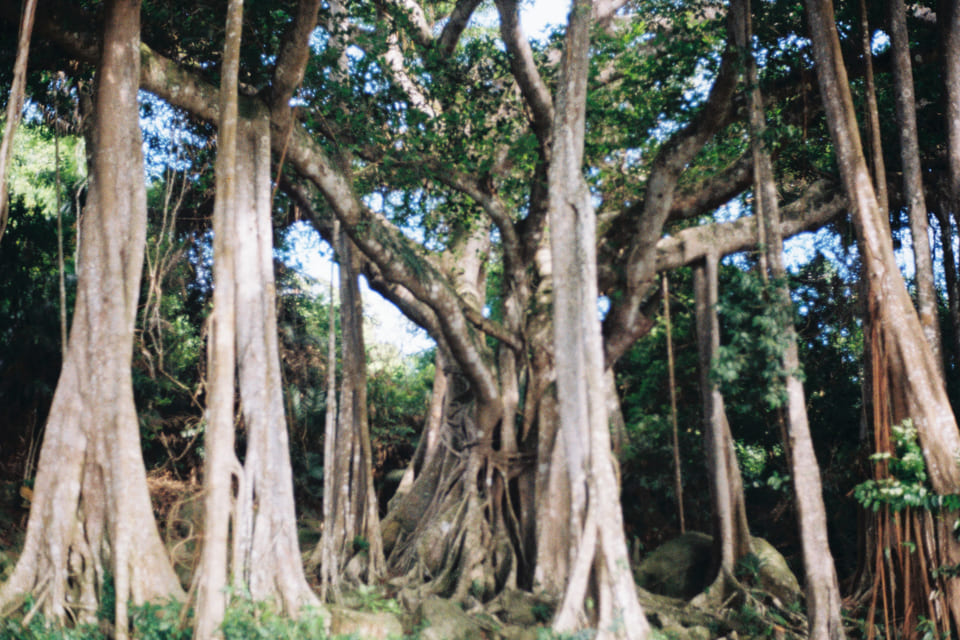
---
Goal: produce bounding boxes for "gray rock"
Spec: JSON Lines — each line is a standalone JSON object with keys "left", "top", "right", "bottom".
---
{"left": 751, "top": 537, "right": 803, "bottom": 607}
{"left": 637, "top": 531, "right": 714, "bottom": 600}
{"left": 328, "top": 606, "right": 404, "bottom": 640}
{"left": 417, "top": 596, "right": 485, "bottom": 640}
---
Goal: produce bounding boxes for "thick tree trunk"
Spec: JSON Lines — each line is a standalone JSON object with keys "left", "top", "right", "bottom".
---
{"left": 806, "top": 0, "right": 960, "bottom": 632}
{"left": 230, "top": 116, "right": 318, "bottom": 611}
{"left": 379, "top": 225, "right": 517, "bottom": 602}
{"left": 0, "top": 1, "right": 182, "bottom": 634}
{"left": 888, "top": 0, "right": 942, "bottom": 371}
{"left": 197, "top": 111, "right": 319, "bottom": 636}
{"left": 692, "top": 256, "right": 751, "bottom": 577}
{"left": 548, "top": 2, "right": 648, "bottom": 637}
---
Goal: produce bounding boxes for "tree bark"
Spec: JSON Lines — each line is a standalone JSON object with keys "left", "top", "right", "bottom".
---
{"left": 888, "top": 0, "right": 942, "bottom": 372}
{"left": 231, "top": 115, "right": 318, "bottom": 612}
{"left": 734, "top": 3, "right": 846, "bottom": 636}
{"left": 858, "top": 0, "right": 889, "bottom": 216}
{"left": 194, "top": 1, "right": 243, "bottom": 635}
{"left": 314, "top": 227, "right": 385, "bottom": 593}
{"left": 692, "top": 256, "right": 751, "bottom": 577}
{"left": 941, "top": 0, "right": 960, "bottom": 366}
{"left": 0, "top": 1, "right": 182, "bottom": 633}
{"left": 806, "top": 0, "right": 960, "bottom": 632}
{"left": 935, "top": 206, "right": 960, "bottom": 364}
{"left": 548, "top": 2, "right": 648, "bottom": 637}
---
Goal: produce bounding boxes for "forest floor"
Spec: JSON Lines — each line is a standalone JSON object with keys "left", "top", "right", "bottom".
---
{"left": 0, "top": 470, "right": 812, "bottom": 640}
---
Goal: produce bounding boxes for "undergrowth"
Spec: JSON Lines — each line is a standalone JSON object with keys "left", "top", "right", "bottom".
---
{"left": 0, "top": 596, "right": 331, "bottom": 640}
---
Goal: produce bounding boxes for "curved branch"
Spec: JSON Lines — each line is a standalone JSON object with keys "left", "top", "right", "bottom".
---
{"left": 35, "top": 12, "right": 502, "bottom": 405}
{"left": 602, "top": 33, "right": 740, "bottom": 365}
{"left": 268, "top": 0, "right": 321, "bottom": 110}
{"left": 655, "top": 180, "right": 845, "bottom": 271}
{"left": 282, "top": 176, "right": 447, "bottom": 343}
{"left": 494, "top": 0, "right": 554, "bottom": 146}
{"left": 438, "top": 0, "right": 484, "bottom": 57}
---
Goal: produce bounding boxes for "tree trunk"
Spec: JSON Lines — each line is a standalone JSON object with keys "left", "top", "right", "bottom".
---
{"left": 735, "top": 4, "right": 846, "bottom": 635}
{"left": 935, "top": 206, "right": 960, "bottom": 364}
{"left": 230, "top": 115, "right": 318, "bottom": 611}
{"left": 663, "top": 273, "right": 685, "bottom": 533}
{"left": 315, "top": 227, "right": 385, "bottom": 594}
{"left": 317, "top": 237, "right": 340, "bottom": 601}
{"left": 805, "top": 0, "right": 960, "bottom": 632}
{"left": 196, "top": 104, "right": 319, "bottom": 640}
{"left": 389, "top": 348, "right": 448, "bottom": 511}
{"left": 942, "top": 0, "right": 960, "bottom": 367}
{"left": 0, "top": 0, "right": 37, "bottom": 241}
{"left": 379, "top": 224, "right": 518, "bottom": 602}
{"left": 692, "top": 256, "right": 751, "bottom": 578}
{"left": 194, "top": 1, "right": 243, "bottom": 635}
{"left": 548, "top": 2, "right": 648, "bottom": 637}
{"left": 888, "top": 0, "right": 942, "bottom": 372}
{"left": 0, "top": 1, "right": 182, "bottom": 634}
{"left": 858, "top": 0, "right": 889, "bottom": 216}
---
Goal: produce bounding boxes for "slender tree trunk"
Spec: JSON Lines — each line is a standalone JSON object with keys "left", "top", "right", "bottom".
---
{"left": 858, "top": 0, "right": 889, "bottom": 215}
{"left": 693, "top": 256, "right": 751, "bottom": 578}
{"left": 0, "top": 0, "right": 37, "bottom": 242}
{"left": 194, "top": 1, "right": 243, "bottom": 635}
{"left": 805, "top": 0, "right": 960, "bottom": 632}
{"left": 888, "top": 0, "right": 942, "bottom": 372}
{"left": 942, "top": 0, "right": 960, "bottom": 367}
{"left": 0, "top": 1, "right": 182, "bottom": 633}
{"left": 548, "top": 2, "right": 648, "bottom": 637}
{"left": 735, "top": 4, "right": 846, "bottom": 636}
{"left": 663, "top": 273, "right": 685, "bottom": 533}
{"left": 943, "top": 0, "right": 960, "bottom": 242}
{"left": 935, "top": 206, "right": 960, "bottom": 364}
{"left": 318, "top": 241, "right": 339, "bottom": 602}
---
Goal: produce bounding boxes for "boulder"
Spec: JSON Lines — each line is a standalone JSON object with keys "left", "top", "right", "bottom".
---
{"left": 417, "top": 596, "right": 485, "bottom": 640}
{"left": 636, "top": 531, "right": 713, "bottom": 599}
{"left": 488, "top": 587, "right": 553, "bottom": 627}
{"left": 328, "top": 606, "right": 404, "bottom": 640}
{"left": 751, "top": 536, "right": 803, "bottom": 607}
{"left": 636, "top": 532, "right": 801, "bottom": 606}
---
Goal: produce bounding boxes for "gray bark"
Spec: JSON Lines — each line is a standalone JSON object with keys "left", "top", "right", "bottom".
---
{"left": 888, "top": 0, "right": 942, "bottom": 372}
{"left": 194, "top": 1, "right": 243, "bottom": 635}
{"left": 692, "top": 256, "right": 750, "bottom": 576}
{"left": 806, "top": 0, "right": 960, "bottom": 632}
{"left": 0, "top": 2, "right": 182, "bottom": 633}
{"left": 548, "top": 2, "right": 648, "bottom": 637}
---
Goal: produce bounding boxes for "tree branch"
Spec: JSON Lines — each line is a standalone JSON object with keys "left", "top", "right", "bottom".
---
{"left": 268, "top": 0, "right": 321, "bottom": 111}
{"left": 494, "top": 0, "right": 554, "bottom": 146}
{"left": 602, "top": 33, "right": 741, "bottom": 365}
{"left": 655, "top": 180, "right": 845, "bottom": 272}
{"left": 438, "top": 0, "right": 484, "bottom": 57}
